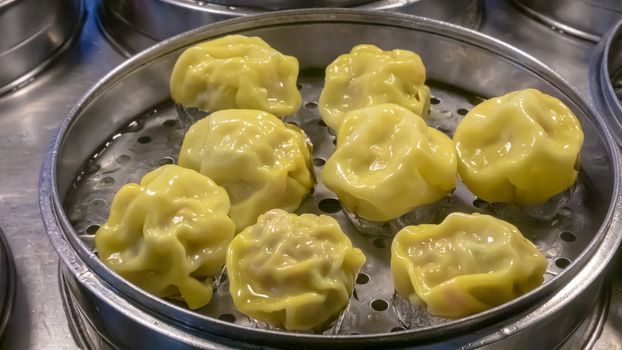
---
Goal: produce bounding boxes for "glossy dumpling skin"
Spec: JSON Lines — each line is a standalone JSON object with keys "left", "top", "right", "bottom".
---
{"left": 178, "top": 109, "right": 314, "bottom": 232}
{"left": 319, "top": 44, "right": 430, "bottom": 130}
{"left": 95, "top": 165, "right": 235, "bottom": 310}
{"left": 322, "top": 103, "right": 456, "bottom": 222}
{"left": 454, "top": 89, "right": 584, "bottom": 205}
{"left": 170, "top": 35, "right": 301, "bottom": 117}
{"left": 391, "top": 212, "right": 547, "bottom": 319}
{"left": 227, "top": 209, "right": 366, "bottom": 330}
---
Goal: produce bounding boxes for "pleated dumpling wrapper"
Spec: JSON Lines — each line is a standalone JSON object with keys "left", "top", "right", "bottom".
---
{"left": 95, "top": 165, "right": 235, "bottom": 310}
{"left": 178, "top": 109, "right": 314, "bottom": 232}
{"left": 227, "top": 209, "right": 366, "bottom": 331}
{"left": 322, "top": 103, "right": 456, "bottom": 222}
{"left": 319, "top": 44, "right": 430, "bottom": 130}
{"left": 170, "top": 34, "right": 301, "bottom": 117}
{"left": 454, "top": 89, "right": 584, "bottom": 205}
{"left": 391, "top": 212, "right": 547, "bottom": 319}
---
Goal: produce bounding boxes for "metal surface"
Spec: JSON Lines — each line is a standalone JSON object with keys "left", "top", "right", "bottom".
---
{"left": 0, "top": 0, "right": 86, "bottom": 95}
{"left": 512, "top": 0, "right": 622, "bottom": 42}
{"left": 0, "top": 227, "right": 16, "bottom": 339}
{"left": 0, "top": 0, "right": 616, "bottom": 349}
{"left": 590, "top": 19, "right": 622, "bottom": 146}
{"left": 39, "top": 8, "right": 622, "bottom": 349}
{"left": 0, "top": 4, "right": 126, "bottom": 349}
{"left": 95, "top": 0, "right": 483, "bottom": 56}
{"left": 207, "top": 0, "right": 375, "bottom": 9}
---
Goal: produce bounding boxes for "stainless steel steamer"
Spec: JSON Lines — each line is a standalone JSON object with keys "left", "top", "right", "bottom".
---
{"left": 512, "top": 0, "right": 622, "bottom": 42}
{"left": 591, "top": 19, "right": 622, "bottom": 146}
{"left": 0, "top": 0, "right": 86, "bottom": 95}
{"left": 39, "top": 10, "right": 622, "bottom": 349}
{"left": 95, "top": 0, "right": 483, "bottom": 56}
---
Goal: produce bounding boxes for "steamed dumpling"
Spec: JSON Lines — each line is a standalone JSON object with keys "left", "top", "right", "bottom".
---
{"left": 95, "top": 165, "right": 235, "bottom": 309}
{"left": 319, "top": 44, "right": 430, "bottom": 130}
{"left": 454, "top": 89, "right": 584, "bottom": 205}
{"left": 391, "top": 212, "right": 547, "bottom": 319}
{"left": 227, "top": 209, "right": 366, "bottom": 330}
{"left": 178, "top": 109, "right": 314, "bottom": 231}
{"left": 322, "top": 103, "right": 456, "bottom": 222}
{"left": 170, "top": 34, "right": 301, "bottom": 117}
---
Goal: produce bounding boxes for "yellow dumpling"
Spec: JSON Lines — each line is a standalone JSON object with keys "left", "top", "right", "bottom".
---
{"left": 319, "top": 44, "right": 430, "bottom": 130}
{"left": 95, "top": 165, "right": 235, "bottom": 310}
{"left": 391, "top": 212, "right": 547, "bottom": 319}
{"left": 322, "top": 103, "right": 456, "bottom": 222}
{"left": 227, "top": 209, "right": 366, "bottom": 331}
{"left": 454, "top": 89, "right": 584, "bottom": 205}
{"left": 170, "top": 34, "right": 301, "bottom": 117}
{"left": 178, "top": 109, "right": 314, "bottom": 231}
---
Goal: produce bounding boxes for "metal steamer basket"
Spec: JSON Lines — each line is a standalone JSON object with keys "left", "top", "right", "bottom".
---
{"left": 39, "top": 10, "right": 622, "bottom": 349}
{"left": 591, "top": 18, "right": 622, "bottom": 146}
{"left": 512, "top": 0, "right": 622, "bottom": 42}
{"left": 95, "top": 0, "right": 483, "bottom": 56}
{"left": 0, "top": 0, "right": 85, "bottom": 95}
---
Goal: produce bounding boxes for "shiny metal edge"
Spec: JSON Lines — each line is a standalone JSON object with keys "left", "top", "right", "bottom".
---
{"left": 38, "top": 9, "right": 622, "bottom": 348}
{"left": 96, "top": 0, "right": 483, "bottom": 56}
{"left": 590, "top": 18, "right": 622, "bottom": 146}
{"left": 0, "top": 227, "right": 16, "bottom": 339}
{"left": 0, "top": 0, "right": 88, "bottom": 96}
{"left": 510, "top": 0, "right": 601, "bottom": 42}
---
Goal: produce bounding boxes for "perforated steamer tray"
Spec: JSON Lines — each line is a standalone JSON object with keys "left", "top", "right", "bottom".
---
{"left": 39, "top": 10, "right": 622, "bottom": 349}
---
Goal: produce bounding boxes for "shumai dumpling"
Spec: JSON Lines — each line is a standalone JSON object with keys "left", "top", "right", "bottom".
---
{"left": 178, "top": 109, "right": 314, "bottom": 231}
{"left": 227, "top": 209, "right": 366, "bottom": 331}
{"left": 95, "top": 165, "right": 235, "bottom": 310}
{"left": 322, "top": 103, "right": 456, "bottom": 222}
{"left": 391, "top": 212, "right": 547, "bottom": 319}
{"left": 319, "top": 44, "right": 430, "bottom": 130}
{"left": 454, "top": 88, "right": 584, "bottom": 205}
{"left": 170, "top": 34, "right": 301, "bottom": 117}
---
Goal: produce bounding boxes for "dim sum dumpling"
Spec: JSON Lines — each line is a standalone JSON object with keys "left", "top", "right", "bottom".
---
{"left": 95, "top": 165, "right": 235, "bottom": 309}
{"left": 227, "top": 209, "right": 366, "bottom": 330}
{"left": 178, "top": 109, "right": 314, "bottom": 231}
{"left": 170, "top": 35, "right": 301, "bottom": 117}
{"left": 454, "top": 89, "right": 584, "bottom": 205}
{"left": 322, "top": 103, "right": 456, "bottom": 222}
{"left": 319, "top": 44, "right": 430, "bottom": 130}
{"left": 391, "top": 212, "right": 547, "bottom": 319}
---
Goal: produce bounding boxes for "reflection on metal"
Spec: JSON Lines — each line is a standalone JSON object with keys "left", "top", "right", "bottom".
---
{"left": 95, "top": 0, "right": 484, "bottom": 56}
{"left": 512, "top": 0, "right": 622, "bottom": 42}
{"left": 0, "top": 0, "right": 86, "bottom": 95}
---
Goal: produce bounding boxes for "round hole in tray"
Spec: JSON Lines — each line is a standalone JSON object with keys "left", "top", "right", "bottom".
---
{"left": 305, "top": 101, "right": 318, "bottom": 109}
{"left": 86, "top": 224, "right": 100, "bottom": 235}
{"left": 560, "top": 231, "right": 576, "bottom": 242}
{"left": 158, "top": 157, "right": 175, "bottom": 165}
{"left": 555, "top": 258, "right": 571, "bottom": 269}
{"left": 296, "top": 83, "right": 303, "bottom": 90}
{"left": 372, "top": 238, "right": 387, "bottom": 249}
{"left": 356, "top": 273, "right": 369, "bottom": 285}
{"left": 430, "top": 96, "right": 441, "bottom": 105}
{"left": 85, "top": 162, "right": 100, "bottom": 175}
{"left": 117, "top": 155, "right": 131, "bottom": 164}
{"left": 162, "top": 119, "right": 177, "bottom": 127}
{"left": 137, "top": 136, "right": 152, "bottom": 144}
{"left": 371, "top": 299, "right": 389, "bottom": 311}
{"left": 457, "top": 108, "right": 469, "bottom": 116}
{"left": 89, "top": 199, "right": 105, "bottom": 209}
{"left": 317, "top": 198, "right": 341, "bottom": 213}
{"left": 100, "top": 176, "right": 115, "bottom": 186}
{"left": 218, "top": 314, "right": 236, "bottom": 323}
{"left": 313, "top": 158, "right": 326, "bottom": 166}
{"left": 473, "top": 198, "right": 487, "bottom": 209}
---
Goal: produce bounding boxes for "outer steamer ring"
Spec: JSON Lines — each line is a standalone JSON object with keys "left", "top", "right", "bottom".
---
{"left": 39, "top": 10, "right": 622, "bottom": 349}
